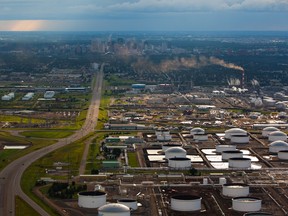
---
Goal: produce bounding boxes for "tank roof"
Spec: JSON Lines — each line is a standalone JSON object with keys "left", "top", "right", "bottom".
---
{"left": 165, "top": 147, "right": 186, "bottom": 154}
{"left": 222, "top": 150, "right": 242, "bottom": 154}
{"left": 225, "top": 128, "right": 247, "bottom": 133}
{"left": 191, "top": 127, "right": 205, "bottom": 132}
{"left": 169, "top": 157, "right": 190, "bottom": 161}
{"left": 269, "top": 140, "right": 288, "bottom": 147}
{"left": 171, "top": 195, "right": 202, "bottom": 200}
{"left": 78, "top": 191, "right": 106, "bottom": 196}
{"left": 229, "top": 157, "right": 251, "bottom": 161}
{"left": 263, "top": 126, "right": 279, "bottom": 131}
{"left": 232, "top": 196, "right": 261, "bottom": 201}
{"left": 223, "top": 183, "right": 249, "bottom": 187}
{"left": 98, "top": 203, "right": 130, "bottom": 212}
{"left": 269, "top": 131, "right": 287, "bottom": 136}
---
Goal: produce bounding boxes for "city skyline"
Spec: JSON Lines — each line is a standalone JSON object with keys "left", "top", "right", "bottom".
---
{"left": 0, "top": 0, "right": 288, "bottom": 31}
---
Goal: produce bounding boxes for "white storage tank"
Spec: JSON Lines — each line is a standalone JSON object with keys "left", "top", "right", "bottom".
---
{"left": 165, "top": 147, "right": 186, "bottom": 159}
{"left": 222, "top": 183, "right": 249, "bottom": 197}
{"left": 269, "top": 140, "right": 288, "bottom": 153}
{"left": 268, "top": 131, "right": 287, "bottom": 142}
{"left": 190, "top": 127, "right": 205, "bottom": 135}
{"left": 232, "top": 197, "right": 262, "bottom": 212}
{"left": 162, "top": 143, "right": 182, "bottom": 152}
{"left": 117, "top": 199, "right": 138, "bottom": 210}
{"left": 203, "top": 178, "right": 208, "bottom": 185}
{"left": 222, "top": 150, "right": 243, "bottom": 161}
{"left": 171, "top": 195, "right": 202, "bottom": 212}
{"left": 263, "top": 98, "right": 276, "bottom": 107}
{"left": 98, "top": 203, "right": 130, "bottom": 216}
{"left": 157, "top": 134, "right": 172, "bottom": 141}
{"left": 231, "top": 135, "right": 249, "bottom": 144}
{"left": 262, "top": 126, "right": 280, "bottom": 137}
{"left": 229, "top": 158, "right": 251, "bottom": 169}
{"left": 225, "top": 128, "right": 247, "bottom": 139}
{"left": 216, "top": 145, "right": 237, "bottom": 153}
{"left": 278, "top": 150, "right": 288, "bottom": 160}
{"left": 219, "top": 177, "right": 227, "bottom": 185}
{"left": 168, "top": 157, "right": 191, "bottom": 169}
{"left": 194, "top": 134, "right": 208, "bottom": 141}
{"left": 78, "top": 191, "right": 106, "bottom": 208}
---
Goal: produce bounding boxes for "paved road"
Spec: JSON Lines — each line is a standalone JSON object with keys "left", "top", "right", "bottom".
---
{"left": 0, "top": 64, "right": 104, "bottom": 216}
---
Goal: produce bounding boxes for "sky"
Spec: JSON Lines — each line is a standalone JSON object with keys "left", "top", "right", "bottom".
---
{"left": 0, "top": 0, "right": 288, "bottom": 31}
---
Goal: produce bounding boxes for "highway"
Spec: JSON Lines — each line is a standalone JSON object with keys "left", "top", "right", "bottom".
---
{"left": 0, "top": 64, "right": 104, "bottom": 216}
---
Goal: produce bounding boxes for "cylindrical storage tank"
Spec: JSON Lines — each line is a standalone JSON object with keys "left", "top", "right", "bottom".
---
{"left": 117, "top": 199, "right": 138, "bottom": 210}
{"left": 222, "top": 183, "right": 249, "bottom": 197}
{"left": 155, "top": 130, "right": 162, "bottom": 136}
{"left": 231, "top": 135, "right": 249, "bottom": 144}
{"left": 262, "top": 127, "right": 279, "bottom": 137}
{"left": 168, "top": 157, "right": 191, "bottom": 169}
{"left": 216, "top": 145, "right": 237, "bottom": 153}
{"left": 219, "top": 177, "right": 227, "bottom": 185}
{"left": 171, "top": 195, "right": 202, "bottom": 212}
{"left": 243, "top": 212, "right": 272, "bottom": 216}
{"left": 162, "top": 143, "right": 182, "bottom": 152}
{"left": 268, "top": 131, "right": 287, "bottom": 142}
{"left": 131, "top": 84, "right": 146, "bottom": 89}
{"left": 157, "top": 134, "right": 172, "bottom": 141}
{"left": 190, "top": 127, "right": 205, "bottom": 135}
{"left": 225, "top": 128, "right": 247, "bottom": 139}
{"left": 98, "top": 203, "right": 130, "bottom": 216}
{"left": 194, "top": 134, "right": 208, "bottom": 141}
{"left": 165, "top": 147, "right": 186, "bottom": 159}
{"left": 229, "top": 158, "right": 251, "bottom": 169}
{"left": 162, "top": 130, "right": 170, "bottom": 136}
{"left": 278, "top": 150, "right": 288, "bottom": 160}
{"left": 232, "top": 197, "right": 261, "bottom": 212}
{"left": 222, "top": 150, "right": 243, "bottom": 161}
{"left": 269, "top": 140, "right": 288, "bottom": 153}
{"left": 78, "top": 191, "right": 106, "bottom": 208}
{"left": 203, "top": 178, "right": 208, "bottom": 185}
{"left": 263, "top": 98, "right": 276, "bottom": 107}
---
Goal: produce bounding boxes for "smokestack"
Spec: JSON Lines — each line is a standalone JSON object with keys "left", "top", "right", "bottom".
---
{"left": 241, "top": 70, "right": 245, "bottom": 89}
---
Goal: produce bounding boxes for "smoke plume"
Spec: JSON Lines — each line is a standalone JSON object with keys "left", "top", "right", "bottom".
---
{"left": 132, "top": 56, "right": 244, "bottom": 72}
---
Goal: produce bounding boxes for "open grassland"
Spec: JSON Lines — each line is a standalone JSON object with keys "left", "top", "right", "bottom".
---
{"left": 15, "top": 196, "right": 41, "bottom": 216}
{"left": 20, "top": 130, "right": 74, "bottom": 139}
{"left": 85, "top": 133, "right": 106, "bottom": 174}
{"left": 0, "top": 131, "right": 56, "bottom": 171}
{"left": 0, "top": 115, "right": 46, "bottom": 124}
{"left": 96, "top": 95, "right": 110, "bottom": 130}
{"left": 127, "top": 152, "right": 139, "bottom": 167}
{"left": 21, "top": 139, "right": 86, "bottom": 216}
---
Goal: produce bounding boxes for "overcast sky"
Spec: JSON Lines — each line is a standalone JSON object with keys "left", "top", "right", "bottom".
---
{"left": 0, "top": 0, "right": 288, "bottom": 31}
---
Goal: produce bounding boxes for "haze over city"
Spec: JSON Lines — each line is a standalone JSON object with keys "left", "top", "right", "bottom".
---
{"left": 0, "top": 0, "right": 288, "bottom": 31}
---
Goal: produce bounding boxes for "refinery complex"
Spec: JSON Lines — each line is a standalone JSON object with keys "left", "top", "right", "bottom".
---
{"left": 0, "top": 31, "right": 288, "bottom": 216}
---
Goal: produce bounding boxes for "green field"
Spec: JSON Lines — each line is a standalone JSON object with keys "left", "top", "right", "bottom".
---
{"left": 127, "top": 152, "right": 139, "bottom": 167}
{"left": 0, "top": 131, "right": 56, "bottom": 171}
{"left": 21, "top": 138, "right": 86, "bottom": 216}
{"left": 15, "top": 196, "right": 41, "bottom": 216}
{"left": 20, "top": 130, "right": 74, "bottom": 139}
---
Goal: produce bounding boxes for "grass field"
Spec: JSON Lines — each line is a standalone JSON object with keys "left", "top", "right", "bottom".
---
{"left": 96, "top": 95, "right": 110, "bottom": 130}
{"left": 20, "top": 130, "right": 74, "bottom": 139}
{"left": 21, "top": 139, "right": 86, "bottom": 216}
{"left": 15, "top": 196, "right": 41, "bottom": 216}
{"left": 0, "top": 131, "right": 57, "bottom": 171}
{"left": 127, "top": 152, "right": 139, "bottom": 167}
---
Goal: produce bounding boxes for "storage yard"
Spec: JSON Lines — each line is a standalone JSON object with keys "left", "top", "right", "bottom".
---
{"left": 36, "top": 89, "right": 288, "bottom": 216}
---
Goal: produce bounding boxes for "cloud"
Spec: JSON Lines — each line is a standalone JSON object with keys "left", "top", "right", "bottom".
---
{"left": 0, "top": 0, "right": 288, "bottom": 20}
